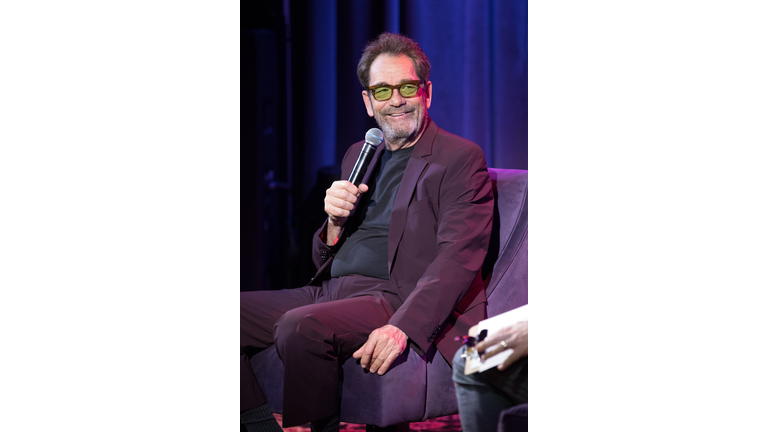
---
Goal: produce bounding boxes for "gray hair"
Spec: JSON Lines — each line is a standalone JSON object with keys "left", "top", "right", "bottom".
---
{"left": 356, "top": 32, "right": 431, "bottom": 88}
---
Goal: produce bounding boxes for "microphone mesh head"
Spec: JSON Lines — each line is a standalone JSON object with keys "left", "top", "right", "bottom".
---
{"left": 365, "top": 128, "right": 384, "bottom": 146}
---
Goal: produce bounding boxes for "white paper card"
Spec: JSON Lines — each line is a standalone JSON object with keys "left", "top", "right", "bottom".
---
{"left": 465, "top": 304, "right": 528, "bottom": 374}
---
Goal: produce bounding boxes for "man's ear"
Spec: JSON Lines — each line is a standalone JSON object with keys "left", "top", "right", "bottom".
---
{"left": 424, "top": 81, "right": 433, "bottom": 109}
{"left": 362, "top": 90, "right": 374, "bottom": 117}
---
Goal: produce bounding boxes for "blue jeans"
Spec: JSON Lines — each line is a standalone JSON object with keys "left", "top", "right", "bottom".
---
{"left": 452, "top": 346, "right": 528, "bottom": 432}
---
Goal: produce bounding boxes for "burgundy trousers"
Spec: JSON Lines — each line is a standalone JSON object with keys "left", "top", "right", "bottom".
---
{"left": 241, "top": 274, "right": 403, "bottom": 427}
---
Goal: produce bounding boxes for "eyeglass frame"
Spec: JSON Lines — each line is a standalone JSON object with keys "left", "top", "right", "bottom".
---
{"left": 365, "top": 80, "right": 424, "bottom": 101}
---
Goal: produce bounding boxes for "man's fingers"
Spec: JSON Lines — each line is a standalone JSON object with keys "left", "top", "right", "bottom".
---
{"left": 376, "top": 348, "right": 401, "bottom": 375}
{"left": 358, "top": 325, "right": 407, "bottom": 375}
{"left": 325, "top": 185, "right": 356, "bottom": 203}
{"left": 325, "top": 181, "right": 366, "bottom": 220}
{"left": 329, "top": 181, "right": 361, "bottom": 198}
{"left": 368, "top": 346, "right": 390, "bottom": 374}
{"left": 324, "top": 197, "right": 355, "bottom": 223}
{"left": 367, "top": 340, "right": 389, "bottom": 373}
{"left": 360, "top": 353, "right": 372, "bottom": 369}
{"left": 326, "top": 193, "right": 356, "bottom": 208}
{"left": 354, "top": 340, "right": 375, "bottom": 369}
{"left": 369, "top": 343, "right": 395, "bottom": 375}
{"left": 356, "top": 331, "right": 381, "bottom": 370}
{"left": 360, "top": 347, "right": 373, "bottom": 369}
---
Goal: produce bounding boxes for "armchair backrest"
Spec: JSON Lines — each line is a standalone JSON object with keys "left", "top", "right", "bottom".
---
{"left": 483, "top": 168, "right": 528, "bottom": 318}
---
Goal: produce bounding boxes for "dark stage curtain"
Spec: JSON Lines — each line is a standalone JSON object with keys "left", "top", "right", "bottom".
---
{"left": 292, "top": 0, "right": 528, "bottom": 194}
{"left": 242, "top": 0, "right": 527, "bottom": 290}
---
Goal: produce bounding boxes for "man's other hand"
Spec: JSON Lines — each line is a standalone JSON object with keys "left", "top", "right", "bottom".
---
{"left": 352, "top": 324, "right": 407, "bottom": 375}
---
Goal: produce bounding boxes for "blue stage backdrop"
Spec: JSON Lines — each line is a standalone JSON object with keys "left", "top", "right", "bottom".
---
{"left": 294, "top": 0, "right": 528, "bottom": 195}
{"left": 242, "top": 0, "right": 527, "bottom": 290}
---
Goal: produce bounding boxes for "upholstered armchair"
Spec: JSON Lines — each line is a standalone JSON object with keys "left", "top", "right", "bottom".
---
{"left": 250, "top": 168, "right": 528, "bottom": 429}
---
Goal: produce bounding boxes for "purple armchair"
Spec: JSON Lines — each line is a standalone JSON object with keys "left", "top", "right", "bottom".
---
{"left": 250, "top": 168, "right": 528, "bottom": 428}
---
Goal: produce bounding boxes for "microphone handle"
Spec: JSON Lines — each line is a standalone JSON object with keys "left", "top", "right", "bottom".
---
{"left": 348, "top": 142, "right": 376, "bottom": 186}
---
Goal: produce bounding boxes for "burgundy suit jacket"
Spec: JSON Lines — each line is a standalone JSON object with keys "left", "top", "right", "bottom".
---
{"left": 310, "top": 119, "right": 494, "bottom": 365}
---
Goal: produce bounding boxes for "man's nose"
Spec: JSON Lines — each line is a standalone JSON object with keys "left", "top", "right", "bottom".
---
{"left": 388, "top": 89, "right": 406, "bottom": 106}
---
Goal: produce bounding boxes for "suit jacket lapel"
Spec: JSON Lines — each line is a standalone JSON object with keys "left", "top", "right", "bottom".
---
{"left": 387, "top": 119, "right": 438, "bottom": 275}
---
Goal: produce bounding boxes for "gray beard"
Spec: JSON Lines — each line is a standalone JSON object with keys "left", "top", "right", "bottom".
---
{"left": 375, "top": 108, "right": 428, "bottom": 147}
{"left": 380, "top": 120, "right": 414, "bottom": 145}
{"left": 368, "top": 92, "right": 429, "bottom": 148}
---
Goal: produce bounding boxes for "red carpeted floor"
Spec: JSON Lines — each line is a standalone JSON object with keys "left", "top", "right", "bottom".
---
{"left": 272, "top": 413, "right": 462, "bottom": 431}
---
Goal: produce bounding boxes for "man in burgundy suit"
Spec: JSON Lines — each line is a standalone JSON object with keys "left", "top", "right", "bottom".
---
{"left": 241, "top": 32, "right": 494, "bottom": 432}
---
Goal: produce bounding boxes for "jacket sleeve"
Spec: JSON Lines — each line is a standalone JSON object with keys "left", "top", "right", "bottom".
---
{"left": 387, "top": 143, "right": 494, "bottom": 352}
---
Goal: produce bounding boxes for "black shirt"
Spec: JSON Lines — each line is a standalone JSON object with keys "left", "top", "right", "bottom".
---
{"left": 330, "top": 146, "right": 414, "bottom": 279}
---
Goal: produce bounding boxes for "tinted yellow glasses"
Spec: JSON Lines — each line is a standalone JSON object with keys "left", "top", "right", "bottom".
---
{"left": 367, "top": 80, "right": 422, "bottom": 101}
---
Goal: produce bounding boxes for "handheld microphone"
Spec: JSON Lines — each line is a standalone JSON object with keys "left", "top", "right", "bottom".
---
{"left": 348, "top": 128, "right": 384, "bottom": 186}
